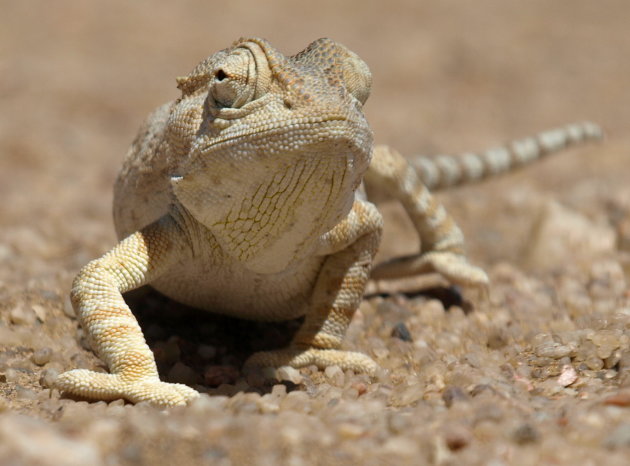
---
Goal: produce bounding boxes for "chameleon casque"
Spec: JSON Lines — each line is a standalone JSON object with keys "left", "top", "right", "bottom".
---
{"left": 55, "top": 38, "right": 601, "bottom": 406}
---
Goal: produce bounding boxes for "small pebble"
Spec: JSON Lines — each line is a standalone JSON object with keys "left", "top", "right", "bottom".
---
{"left": 535, "top": 341, "right": 572, "bottom": 359}
{"left": 585, "top": 356, "right": 605, "bottom": 371}
{"left": 324, "top": 365, "right": 344, "bottom": 386}
{"left": 4, "top": 368, "right": 20, "bottom": 383}
{"left": 31, "top": 304, "right": 47, "bottom": 322}
{"left": 474, "top": 402, "right": 503, "bottom": 424}
{"left": 144, "top": 323, "right": 167, "bottom": 341}
{"left": 31, "top": 347, "right": 53, "bottom": 366}
{"left": 444, "top": 424, "right": 472, "bottom": 451}
{"left": 39, "top": 368, "right": 60, "bottom": 388}
{"left": 153, "top": 338, "right": 181, "bottom": 367}
{"left": 204, "top": 365, "right": 240, "bottom": 386}
{"left": 603, "top": 391, "right": 630, "bottom": 407}
{"left": 15, "top": 385, "right": 37, "bottom": 401}
{"left": 394, "top": 383, "right": 424, "bottom": 406}
{"left": 605, "top": 350, "right": 622, "bottom": 369}
{"left": 388, "top": 413, "right": 412, "bottom": 434}
{"left": 271, "top": 384, "right": 287, "bottom": 398}
{"left": 120, "top": 444, "right": 142, "bottom": 463}
{"left": 337, "top": 422, "right": 364, "bottom": 439}
{"left": 604, "top": 369, "right": 618, "bottom": 380}
{"left": 257, "top": 394, "right": 280, "bottom": 414}
{"left": 0, "top": 328, "right": 21, "bottom": 347}
{"left": 279, "top": 390, "right": 310, "bottom": 413}
{"left": 351, "top": 382, "right": 368, "bottom": 397}
{"left": 590, "top": 330, "right": 622, "bottom": 360}
{"left": 557, "top": 365, "right": 578, "bottom": 387}
{"left": 617, "top": 217, "right": 630, "bottom": 252}
{"left": 512, "top": 423, "right": 539, "bottom": 444}
{"left": 486, "top": 329, "right": 508, "bottom": 349}
{"left": 9, "top": 306, "right": 36, "bottom": 326}
{"left": 380, "top": 436, "right": 419, "bottom": 458}
{"left": 197, "top": 344, "right": 217, "bottom": 360}
{"left": 276, "top": 366, "right": 304, "bottom": 385}
{"left": 62, "top": 296, "right": 76, "bottom": 318}
{"left": 167, "top": 362, "right": 199, "bottom": 385}
{"left": 442, "top": 385, "right": 469, "bottom": 407}
{"left": 470, "top": 384, "right": 495, "bottom": 397}
{"left": 227, "top": 392, "right": 261, "bottom": 414}
{"left": 391, "top": 322, "right": 413, "bottom": 342}
{"left": 190, "top": 394, "right": 228, "bottom": 415}
{"left": 244, "top": 367, "right": 268, "bottom": 387}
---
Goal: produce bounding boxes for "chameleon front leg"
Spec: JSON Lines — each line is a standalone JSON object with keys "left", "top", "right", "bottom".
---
{"left": 244, "top": 200, "right": 383, "bottom": 375}
{"left": 365, "top": 145, "right": 489, "bottom": 288}
{"left": 55, "top": 214, "right": 199, "bottom": 406}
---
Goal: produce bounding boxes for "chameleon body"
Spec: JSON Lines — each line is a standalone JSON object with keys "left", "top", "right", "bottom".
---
{"left": 55, "top": 38, "right": 601, "bottom": 406}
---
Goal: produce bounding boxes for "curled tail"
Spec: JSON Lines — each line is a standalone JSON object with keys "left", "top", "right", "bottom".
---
{"left": 407, "top": 121, "right": 602, "bottom": 191}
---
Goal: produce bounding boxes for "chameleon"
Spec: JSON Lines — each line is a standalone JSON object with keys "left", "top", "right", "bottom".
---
{"left": 54, "top": 37, "right": 601, "bottom": 406}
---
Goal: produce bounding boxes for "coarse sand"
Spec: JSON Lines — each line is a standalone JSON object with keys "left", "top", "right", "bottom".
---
{"left": 1, "top": 1, "right": 630, "bottom": 464}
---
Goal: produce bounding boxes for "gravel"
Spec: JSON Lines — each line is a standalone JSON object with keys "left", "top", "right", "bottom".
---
{"left": 2, "top": 1, "right": 630, "bottom": 465}
{"left": 31, "top": 348, "right": 53, "bottom": 366}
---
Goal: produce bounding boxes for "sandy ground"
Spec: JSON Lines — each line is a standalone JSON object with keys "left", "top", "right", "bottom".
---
{"left": 1, "top": 0, "right": 630, "bottom": 464}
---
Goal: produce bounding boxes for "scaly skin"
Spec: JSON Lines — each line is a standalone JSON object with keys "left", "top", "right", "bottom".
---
{"left": 55, "top": 37, "right": 601, "bottom": 406}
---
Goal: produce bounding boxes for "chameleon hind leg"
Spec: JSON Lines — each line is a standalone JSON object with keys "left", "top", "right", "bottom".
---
{"left": 365, "top": 145, "right": 489, "bottom": 289}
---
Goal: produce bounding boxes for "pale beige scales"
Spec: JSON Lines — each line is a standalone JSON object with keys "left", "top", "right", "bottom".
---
{"left": 55, "top": 38, "right": 601, "bottom": 406}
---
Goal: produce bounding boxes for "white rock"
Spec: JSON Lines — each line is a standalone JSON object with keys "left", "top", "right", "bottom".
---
{"left": 557, "top": 365, "right": 578, "bottom": 387}
{"left": 525, "top": 201, "right": 615, "bottom": 269}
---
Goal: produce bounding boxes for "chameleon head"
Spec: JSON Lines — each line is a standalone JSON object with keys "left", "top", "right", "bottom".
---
{"left": 170, "top": 38, "right": 373, "bottom": 273}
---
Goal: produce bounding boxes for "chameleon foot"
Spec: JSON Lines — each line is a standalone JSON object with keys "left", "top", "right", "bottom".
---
{"left": 420, "top": 251, "right": 489, "bottom": 288}
{"left": 372, "top": 251, "right": 489, "bottom": 289}
{"left": 244, "top": 347, "right": 378, "bottom": 376}
{"left": 55, "top": 369, "right": 200, "bottom": 407}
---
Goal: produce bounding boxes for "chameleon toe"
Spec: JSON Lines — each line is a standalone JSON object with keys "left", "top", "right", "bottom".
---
{"left": 55, "top": 369, "right": 199, "bottom": 407}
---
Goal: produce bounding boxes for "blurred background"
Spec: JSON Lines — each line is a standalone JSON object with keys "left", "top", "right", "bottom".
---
{"left": 1, "top": 0, "right": 628, "bottom": 286}
{"left": 2, "top": 3, "right": 629, "bottom": 461}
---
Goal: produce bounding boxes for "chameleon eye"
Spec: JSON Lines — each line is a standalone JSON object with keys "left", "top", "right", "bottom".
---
{"left": 215, "top": 69, "right": 227, "bottom": 81}
{"left": 210, "top": 51, "right": 256, "bottom": 109}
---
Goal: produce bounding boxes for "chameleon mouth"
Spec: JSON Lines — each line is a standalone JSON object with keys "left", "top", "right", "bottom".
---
{"left": 194, "top": 117, "right": 371, "bottom": 156}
